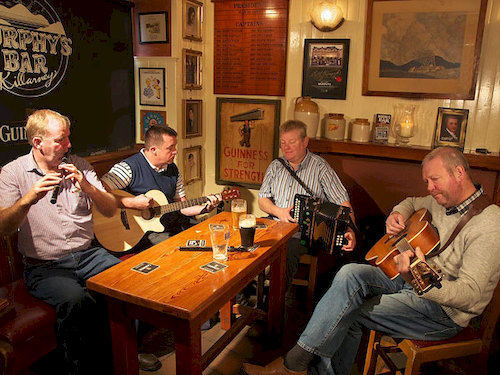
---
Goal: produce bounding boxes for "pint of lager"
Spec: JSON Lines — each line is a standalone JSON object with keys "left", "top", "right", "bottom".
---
{"left": 231, "top": 199, "right": 247, "bottom": 230}
{"left": 239, "top": 214, "right": 256, "bottom": 248}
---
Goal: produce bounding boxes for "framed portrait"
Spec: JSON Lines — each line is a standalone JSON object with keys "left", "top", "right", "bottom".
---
{"left": 138, "top": 68, "right": 165, "bottom": 106}
{"left": 183, "top": 0, "right": 203, "bottom": 41}
{"left": 433, "top": 107, "right": 469, "bottom": 150}
{"left": 183, "top": 145, "right": 202, "bottom": 184}
{"left": 216, "top": 98, "right": 281, "bottom": 189}
{"left": 138, "top": 12, "right": 169, "bottom": 44}
{"left": 183, "top": 100, "right": 202, "bottom": 139}
{"left": 302, "top": 39, "right": 350, "bottom": 99}
{"left": 182, "top": 49, "right": 202, "bottom": 90}
{"left": 139, "top": 110, "right": 166, "bottom": 141}
{"left": 362, "top": 0, "right": 488, "bottom": 99}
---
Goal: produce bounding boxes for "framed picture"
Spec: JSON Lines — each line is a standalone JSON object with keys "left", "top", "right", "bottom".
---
{"left": 182, "top": 49, "right": 202, "bottom": 90}
{"left": 183, "top": 145, "right": 202, "bottom": 184}
{"left": 139, "top": 110, "right": 166, "bottom": 141}
{"left": 138, "top": 12, "right": 169, "bottom": 44}
{"left": 216, "top": 98, "right": 281, "bottom": 189}
{"left": 433, "top": 107, "right": 469, "bottom": 150}
{"left": 362, "top": 0, "right": 488, "bottom": 99}
{"left": 183, "top": 0, "right": 203, "bottom": 41}
{"left": 183, "top": 100, "right": 202, "bottom": 139}
{"left": 302, "top": 39, "right": 350, "bottom": 99}
{"left": 138, "top": 68, "right": 165, "bottom": 106}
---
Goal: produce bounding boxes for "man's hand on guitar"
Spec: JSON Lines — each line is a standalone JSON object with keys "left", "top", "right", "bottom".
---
{"left": 123, "top": 194, "right": 154, "bottom": 210}
{"left": 342, "top": 228, "right": 356, "bottom": 252}
{"left": 203, "top": 195, "right": 222, "bottom": 213}
{"left": 394, "top": 247, "right": 425, "bottom": 284}
{"left": 386, "top": 211, "right": 406, "bottom": 235}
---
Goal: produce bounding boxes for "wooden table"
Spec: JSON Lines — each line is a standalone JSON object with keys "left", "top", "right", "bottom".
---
{"left": 87, "top": 212, "right": 297, "bottom": 375}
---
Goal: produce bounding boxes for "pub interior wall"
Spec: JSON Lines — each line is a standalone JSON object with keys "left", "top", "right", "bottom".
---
{"left": 135, "top": 0, "right": 500, "bottom": 216}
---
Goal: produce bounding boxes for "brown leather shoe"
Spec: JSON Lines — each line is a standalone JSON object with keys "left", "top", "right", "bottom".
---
{"left": 243, "top": 357, "right": 307, "bottom": 375}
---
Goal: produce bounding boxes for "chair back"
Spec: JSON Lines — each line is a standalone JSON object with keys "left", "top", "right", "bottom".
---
{"left": 478, "top": 282, "right": 500, "bottom": 352}
{"left": 0, "top": 232, "right": 23, "bottom": 286}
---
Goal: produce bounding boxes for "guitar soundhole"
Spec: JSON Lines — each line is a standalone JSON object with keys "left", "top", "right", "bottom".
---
{"left": 141, "top": 208, "right": 154, "bottom": 220}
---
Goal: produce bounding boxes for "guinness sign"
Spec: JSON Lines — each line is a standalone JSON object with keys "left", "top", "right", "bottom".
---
{"left": 0, "top": 0, "right": 73, "bottom": 97}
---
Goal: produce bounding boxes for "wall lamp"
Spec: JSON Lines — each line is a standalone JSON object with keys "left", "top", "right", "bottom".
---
{"left": 310, "top": 1, "right": 344, "bottom": 32}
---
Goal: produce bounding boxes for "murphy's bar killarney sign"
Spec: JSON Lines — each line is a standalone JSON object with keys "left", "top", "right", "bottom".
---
{"left": 0, "top": 0, "right": 73, "bottom": 98}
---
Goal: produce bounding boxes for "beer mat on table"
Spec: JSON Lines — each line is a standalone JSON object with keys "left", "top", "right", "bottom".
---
{"left": 228, "top": 245, "right": 260, "bottom": 253}
{"left": 200, "top": 261, "right": 228, "bottom": 273}
{"left": 186, "top": 239, "right": 206, "bottom": 247}
{"left": 255, "top": 223, "right": 267, "bottom": 229}
{"left": 131, "top": 262, "right": 159, "bottom": 274}
{"left": 209, "top": 224, "right": 225, "bottom": 230}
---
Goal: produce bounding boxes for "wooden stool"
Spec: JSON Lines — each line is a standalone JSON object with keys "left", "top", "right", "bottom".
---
{"left": 291, "top": 254, "right": 319, "bottom": 311}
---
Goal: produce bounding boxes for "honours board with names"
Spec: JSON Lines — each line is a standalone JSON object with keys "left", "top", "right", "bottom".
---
{"left": 214, "top": 0, "right": 288, "bottom": 96}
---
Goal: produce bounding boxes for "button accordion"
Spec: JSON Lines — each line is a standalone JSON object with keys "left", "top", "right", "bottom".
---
{"left": 291, "top": 194, "right": 351, "bottom": 254}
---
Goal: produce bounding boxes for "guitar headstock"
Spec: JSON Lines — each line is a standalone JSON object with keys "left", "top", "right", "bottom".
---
{"left": 221, "top": 187, "right": 241, "bottom": 201}
{"left": 409, "top": 259, "right": 442, "bottom": 295}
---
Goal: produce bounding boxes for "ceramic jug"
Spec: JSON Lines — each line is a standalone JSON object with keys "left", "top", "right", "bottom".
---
{"left": 294, "top": 97, "right": 320, "bottom": 138}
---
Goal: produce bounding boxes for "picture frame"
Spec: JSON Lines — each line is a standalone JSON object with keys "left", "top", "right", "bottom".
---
{"left": 183, "top": 100, "right": 202, "bottom": 139}
{"left": 362, "top": 0, "right": 488, "bottom": 99}
{"left": 183, "top": 145, "right": 202, "bottom": 184}
{"left": 138, "top": 12, "right": 169, "bottom": 44}
{"left": 433, "top": 107, "right": 469, "bottom": 150}
{"left": 183, "top": 0, "right": 203, "bottom": 41}
{"left": 182, "top": 49, "right": 202, "bottom": 90}
{"left": 302, "top": 39, "right": 350, "bottom": 99}
{"left": 216, "top": 98, "right": 281, "bottom": 189}
{"left": 138, "top": 68, "right": 165, "bottom": 107}
{"left": 139, "top": 110, "right": 166, "bottom": 141}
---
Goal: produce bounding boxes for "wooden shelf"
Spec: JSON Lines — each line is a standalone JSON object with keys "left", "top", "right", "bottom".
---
{"left": 308, "top": 138, "right": 500, "bottom": 172}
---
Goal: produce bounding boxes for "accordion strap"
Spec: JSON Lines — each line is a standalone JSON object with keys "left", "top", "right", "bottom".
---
{"left": 277, "top": 158, "right": 317, "bottom": 199}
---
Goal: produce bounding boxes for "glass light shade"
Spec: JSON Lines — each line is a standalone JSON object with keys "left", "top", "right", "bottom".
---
{"left": 310, "top": 1, "right": 344, "bottom": 32}
{"left": 393, "top": 104, "right": 417, "bottom": 145}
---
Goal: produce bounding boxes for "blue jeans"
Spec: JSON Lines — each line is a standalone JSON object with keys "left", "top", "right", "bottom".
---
{"left": 24, "top": 247, "right": 120, "bottom": 374}
{"left": 297, "top": 263, "right": 462, "bottom": 375}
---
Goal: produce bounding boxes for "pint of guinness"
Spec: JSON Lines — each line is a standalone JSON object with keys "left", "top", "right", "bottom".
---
{"left": 239, "top": 214, "right": 256, "bottom": 248}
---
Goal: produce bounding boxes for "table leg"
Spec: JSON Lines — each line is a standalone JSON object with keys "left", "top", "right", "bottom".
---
{"left": 267, "top": 242, "right": 286, "bottom": 335}
{"left": 174, "top": 320, "right": 202, "bottom": 374}
{"left": 107, "top": 299, "right": 139, "bottom": 375}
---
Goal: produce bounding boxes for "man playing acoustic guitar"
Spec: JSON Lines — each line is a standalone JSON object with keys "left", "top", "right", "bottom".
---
{"left": 101, "top": 125, "right": 221, "bottom": 250}
{"left": 243, "top": 147, "right": 500, "bottom": 375}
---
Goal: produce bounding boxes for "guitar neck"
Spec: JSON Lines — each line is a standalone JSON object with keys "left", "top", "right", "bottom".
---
{"left": 155, "top": 196, "right": 209, "bottom": 216}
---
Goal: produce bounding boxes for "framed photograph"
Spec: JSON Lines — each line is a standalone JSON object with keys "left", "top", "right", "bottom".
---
{"left": 302, "top": 39, "right": 350, "bottom": 99}
{"left": 183, "top": 0, "right": 203, "bottom": 41}
{"left": 433, "top": 107, "right": 469, "bottom": 150}
{"left": 216, "top": 98, "right": 281, "bottom": 189}
{"left": 138, "top": 68, "right": 165, "bottom": 106}
{"left": 183, "top": 145, "right": 202, "bottom": 184}
{"left": 139, "top": 110, "right": 166, "bottom": 141}
{"left": 183, "top": 100, "right": 202, "bottom": 139}
{"left": 362, "top": 0, "right": 488, "bottom": 99}
{"left": 182, "top": 49, "right": 202, "bottom": 90}
{"left": 138, "top": 12, "right": 169, "bottom": 44}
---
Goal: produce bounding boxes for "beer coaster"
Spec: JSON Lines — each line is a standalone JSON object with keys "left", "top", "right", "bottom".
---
{"left": 255, "top": 223, "right": 267, "bottom": 229}
{"left": 186, "top": 239, "right": 206, "bottom": 247}
{"left": 131, "top": 262, "right": 159, "bottom": 274}
{"left": 200, "top": 261, "right": 227, "bottom": 273}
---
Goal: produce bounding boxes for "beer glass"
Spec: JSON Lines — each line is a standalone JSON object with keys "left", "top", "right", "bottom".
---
{"left": 209, "top": 224, "right": 230, "bottom": 261}
{"left": 231, "top": 199, "right": 247, "bottom": 230}
{"left": 239, "top": 214, "right": 256, "bottom": 249}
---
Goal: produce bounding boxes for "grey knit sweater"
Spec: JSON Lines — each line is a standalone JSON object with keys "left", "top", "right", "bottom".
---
{"left": 393, "top": 196, "right": 500, "bottom": 327}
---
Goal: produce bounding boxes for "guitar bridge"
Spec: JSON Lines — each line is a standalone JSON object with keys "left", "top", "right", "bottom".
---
{"left": 120, "top": 209, "right": 130, "bottom": 230}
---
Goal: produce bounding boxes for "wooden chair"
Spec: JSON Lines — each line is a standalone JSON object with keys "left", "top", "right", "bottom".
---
{"left": 291, "top": 254, "right": 319, "bottom": 312}
{"left": 363, "top": 283, "right": 500, "bottom": 375}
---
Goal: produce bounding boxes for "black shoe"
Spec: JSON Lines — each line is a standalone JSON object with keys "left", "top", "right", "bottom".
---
{"left": 138, "top": 353, "right": 162, "bottom": 372}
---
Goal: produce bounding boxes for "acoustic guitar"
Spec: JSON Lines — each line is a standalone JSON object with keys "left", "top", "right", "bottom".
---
{"left": 365, "top": 208, "right": 442, "bottom": 295}
{"left": 93, "top": 188, "right": 240, "bottom": 253}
